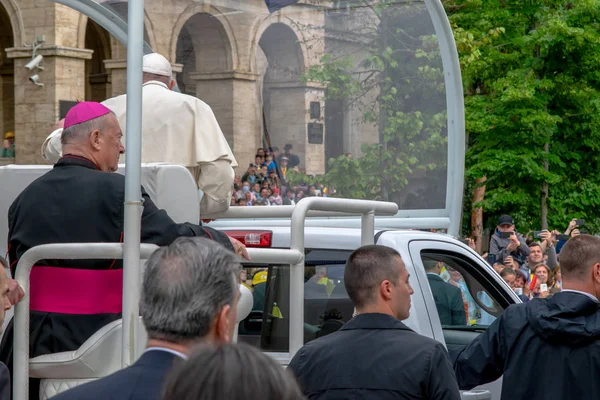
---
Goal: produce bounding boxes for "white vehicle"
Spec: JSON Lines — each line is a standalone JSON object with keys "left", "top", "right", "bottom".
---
{"left": 1, "top": 1, "right": 513, "bottom": 400}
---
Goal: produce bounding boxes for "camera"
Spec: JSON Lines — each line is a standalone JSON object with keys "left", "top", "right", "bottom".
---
{"left": 29, "top": 74, "right": 43, "bottom": 86}
{"left": 25, "top": 54, "right": 44, "bottom": 71}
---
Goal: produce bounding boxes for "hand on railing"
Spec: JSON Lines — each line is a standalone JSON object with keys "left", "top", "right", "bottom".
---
{"left": 229, "top": 237, "right": 250, "bottom": 261}
{"left": 7, "top": 279, "right": 24, "bottom": 307}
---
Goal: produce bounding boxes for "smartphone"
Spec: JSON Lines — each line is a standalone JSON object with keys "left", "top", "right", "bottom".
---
{"left": 576, "top": 219, "right": 585, "bottom": 226}
{"left": 557, "top": 234, "right": 570, "bottom": 241}
{"left": 533, "top": 231, "right": 542, "bottom": 239}
{"left": 580, "top": 229, "right": 589, "bottom": 235}
{"left": 540, "top": 283, "right": 548, "bottom": 292}
{"left": 499, "top": 232, "right": 512, "bottom": 239}
{"left": 487, "top": 254, "right": 497, "bottom": 265}
{"left": 514, "top": 288, "right": 523, "bottom": 296}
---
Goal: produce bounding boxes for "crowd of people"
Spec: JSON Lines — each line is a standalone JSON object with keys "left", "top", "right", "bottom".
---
{"left": 230, "top": 145, "right": 329, "bottom": 207}
{"left": 479, "top": 215, "right": 585, "bottom": 301}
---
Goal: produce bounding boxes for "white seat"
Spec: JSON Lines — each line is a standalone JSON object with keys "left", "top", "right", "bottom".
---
{"left": 34, "top": 286, "right": 253, "bottom": 399}
{"left": 30, "top": 317, "right": 148, "bottom": 380}
{"left": 0, "top": 163, "right": 201, "bottom": 337}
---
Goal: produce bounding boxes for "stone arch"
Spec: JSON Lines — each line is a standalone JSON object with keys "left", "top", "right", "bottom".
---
{"left": 77, "top": 10, "right": 156, "bottom": 50}
{"left": 143, "top": 11, "right": 157, "bottom": 51}
{"left": 170, "top": 4, "right": 238, "bottom": 71}
{"left": 84, "top": 18, "right": 112, "bottom": 102}
{"left": 0, "top": 0, "right": 24, "bottom": 47}
{"left": 250, "top": 16, "right": 308, "bottom": 76}
{"left": 255, "top": 20, "right": 310, "bottom": 169}
{"left": 257, "top": 22, "right": 306, "bottom": 83}
{"left": 172, "top": 7, "right": 236, "bottom": 95}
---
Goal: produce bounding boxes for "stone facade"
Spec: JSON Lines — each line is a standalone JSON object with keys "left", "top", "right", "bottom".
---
{"left": 0, "top": 0, "right": 379, "bottom": 173}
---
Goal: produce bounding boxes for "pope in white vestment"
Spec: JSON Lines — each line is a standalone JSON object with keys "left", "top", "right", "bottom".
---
{"left": 42, "top": 53, "right": 237, "bottom": 215}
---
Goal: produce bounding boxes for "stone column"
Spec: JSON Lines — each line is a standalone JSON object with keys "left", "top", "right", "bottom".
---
{"left": 264, "top": 82, "right": 326, "bottom": 175}
{"left": 190, "top": 71, "right": 262, "bottom": 174}
{"left": 6, "top": 46, "right": 92, "bottom": 164}
{"left": 104, "top": 59, "right": 127, "bottom": 97}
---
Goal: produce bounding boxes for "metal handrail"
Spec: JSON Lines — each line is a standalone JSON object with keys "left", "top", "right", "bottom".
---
{"left": 13, "top": 243, "right": 159, "bottom": 400}
{"left": 204, "top": 202, "right": 398, "bottom": 220}
{"left": 13, "top": 198, "right": 398, "bottom": 399}
{"left": 287, "top": 197, "right": 397, "bottom": 356}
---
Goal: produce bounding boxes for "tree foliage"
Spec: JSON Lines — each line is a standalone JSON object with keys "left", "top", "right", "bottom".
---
{"left": 450, "top": 0, "right": 600, "bottom": 233}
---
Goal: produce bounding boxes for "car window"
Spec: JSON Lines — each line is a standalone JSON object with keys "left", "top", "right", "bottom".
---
{"left": 420, "top": 251, "right": 508, "bottom": 330}
{"left": 238, "top": 249, "right": 353, "bottom": 352}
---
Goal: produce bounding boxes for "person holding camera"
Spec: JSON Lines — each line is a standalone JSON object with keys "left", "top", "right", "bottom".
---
{"left": 489, "top": 215, "right": 530, "bottom": 266}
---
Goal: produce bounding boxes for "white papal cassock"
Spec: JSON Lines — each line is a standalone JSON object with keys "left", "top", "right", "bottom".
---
{"left": 42, "top": 80, "right": 237, "bottom": 216}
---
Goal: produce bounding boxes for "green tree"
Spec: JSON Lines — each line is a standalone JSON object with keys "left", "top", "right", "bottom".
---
{"left": 449, "top": 0, "right": 600, "bottom": 235}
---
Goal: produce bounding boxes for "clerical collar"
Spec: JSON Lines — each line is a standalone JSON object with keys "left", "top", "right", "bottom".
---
{"left": 55, "top": 154, "right": 100, "bottom": 170}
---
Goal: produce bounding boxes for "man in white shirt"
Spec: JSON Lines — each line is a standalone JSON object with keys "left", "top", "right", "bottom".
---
{"left": 53, "top": 237, "right": 242, "bottom": 400}
{"left": 43, "top": 53, "right": 237, "bottom": 215}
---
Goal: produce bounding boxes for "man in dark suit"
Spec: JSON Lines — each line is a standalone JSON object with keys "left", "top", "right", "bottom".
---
{"left": 288, "top": 245, "right": 461, "bottom": 399}
{"left": 424, "top": 260, "right": 466, "bottom": 326}
{"left": 53, "top": 237, "right": 242, "bottom": 400}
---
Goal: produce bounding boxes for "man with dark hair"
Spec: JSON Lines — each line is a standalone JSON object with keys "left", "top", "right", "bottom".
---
{"left": 53, "top": 237, "right": 242, "bottom": 400}
{"left": 522, "top": 242, "right": 557, "bottom": 279}
{"left": 288, "top": 245, "right": 461, "bottom": 400}
{"left": 423, "top": 259, "right": 466, "bottom": 325}
{"left": 452, "top": 235, "right": 600, "bottom": 400}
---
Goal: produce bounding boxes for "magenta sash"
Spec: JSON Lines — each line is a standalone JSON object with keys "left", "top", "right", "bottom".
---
{"left": 30, "top": 266, "right": 123, "bottom": 314}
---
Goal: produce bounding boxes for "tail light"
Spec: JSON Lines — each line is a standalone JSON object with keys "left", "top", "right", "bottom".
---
{"left": 223, "top": 230, "right": 272, "bottom": 248}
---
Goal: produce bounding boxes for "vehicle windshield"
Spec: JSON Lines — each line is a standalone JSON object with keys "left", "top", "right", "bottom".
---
{"left": 79, "top": 0, "right": 452, "bottom": 212}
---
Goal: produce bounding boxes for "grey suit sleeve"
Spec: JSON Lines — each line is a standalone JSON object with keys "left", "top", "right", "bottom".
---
{"left": 425, "top": 343, "right": 462, "bottom": 400}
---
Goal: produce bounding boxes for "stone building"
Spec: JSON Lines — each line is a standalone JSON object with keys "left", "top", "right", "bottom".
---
{"left": 0, "top": 0, "right": 380, "bottom": 174}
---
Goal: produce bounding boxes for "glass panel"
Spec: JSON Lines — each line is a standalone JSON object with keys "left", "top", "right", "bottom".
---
{"left": 420, "top": 254, "right": 500, "bottom": 329}
{"left": 237, "top": 249, "right": 352, "bottom": 352}
{"left": 85, "top": 0, "right": 449, "bottom": 212}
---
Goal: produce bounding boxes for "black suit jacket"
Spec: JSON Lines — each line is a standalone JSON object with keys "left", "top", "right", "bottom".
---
{"left": 52, "top": 350, "right": 183, "bottom": 400}
{"left": 288, "top": 313, "right": 461, "bottom": 400}
{"left": 427, "top": 274, "right": 466, "bottom": 326}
